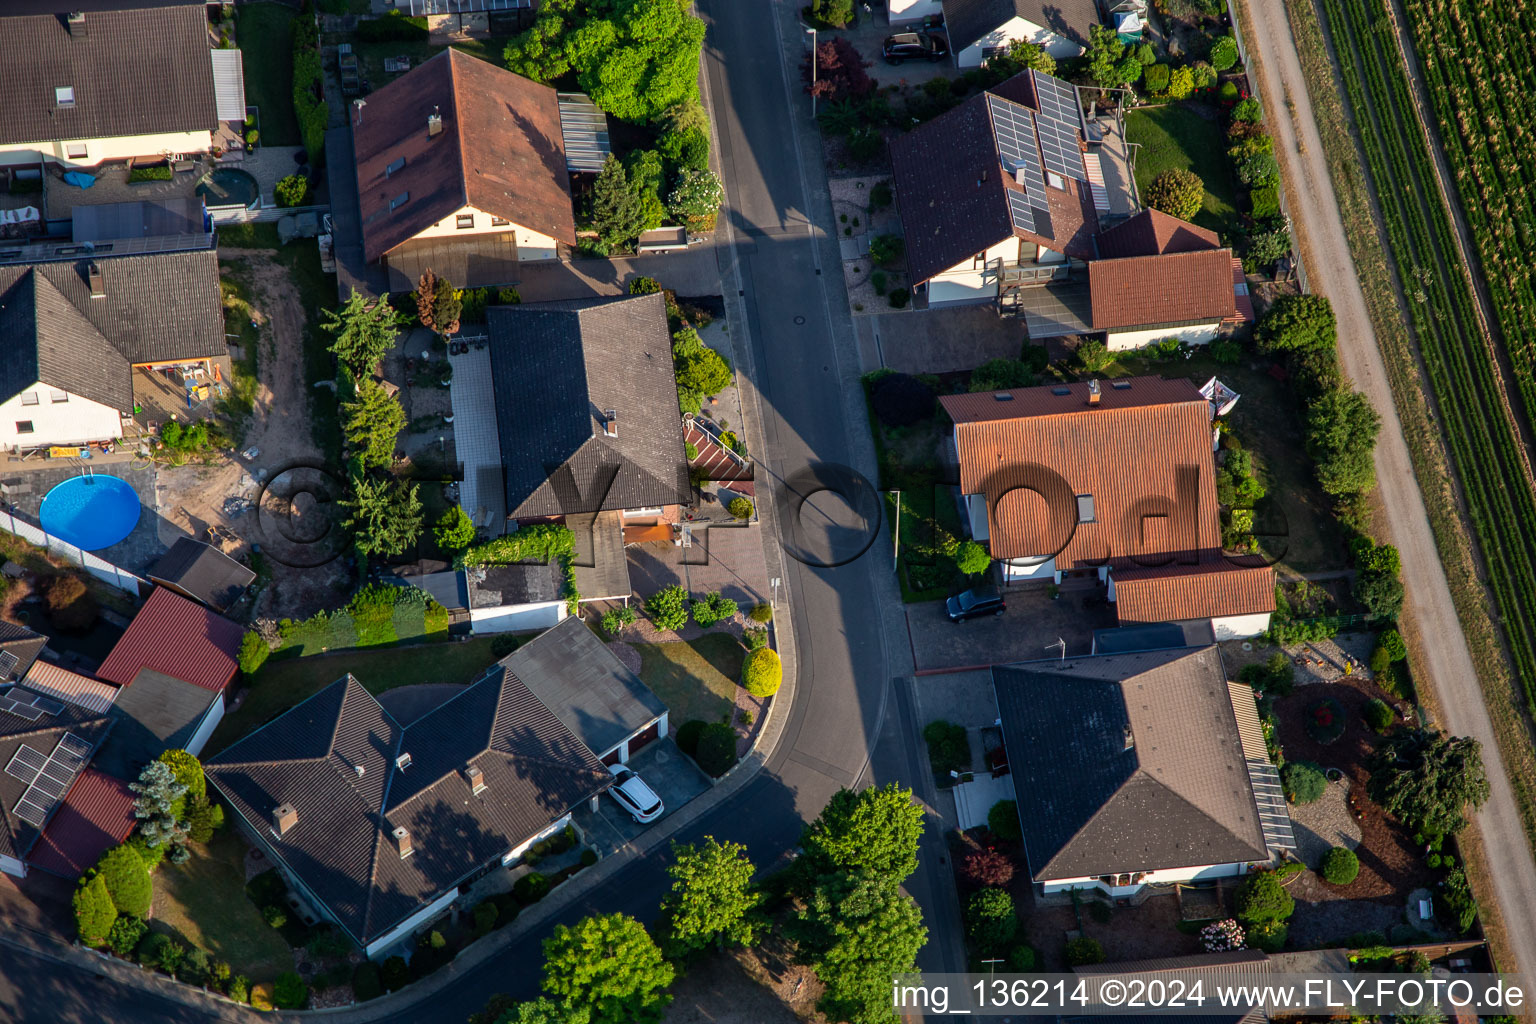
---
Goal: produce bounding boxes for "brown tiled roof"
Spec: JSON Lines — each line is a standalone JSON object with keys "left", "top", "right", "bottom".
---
{"left": 993, "top": 646, "right": 1271, "bottom": 881}
{"left": 96, "top": 587, "right": 242, "bottom": 692}
{"left": 27, "top": 768, "right": 136, "bottom": 879}
{"left": 940, "top": 377, "right": 1222, "bottom": 569}
{"left": 1113, "top": 562, "right": 1277, "bottom": 624}
{"left": 1088, "top": 249, "right": 1237, "bottom": 330}
{"left": 354, "top": 48, "right": 575, "bottom": 263}
{"left": 1096, "top": 209, "right": 1221, "bottom": 259}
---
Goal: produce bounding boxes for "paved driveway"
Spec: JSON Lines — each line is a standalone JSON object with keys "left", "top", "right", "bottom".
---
{"left": 854, "top": 303, "right": 1032, "bottom": 374}
{"left": 574, "top": 739, "right": 712, "bottom": 854}
{"left": 905, "top": 587, "right": 1116, "bottom": 672}
{"left": 626, "top": 526, "right": 769, "bottom": 607}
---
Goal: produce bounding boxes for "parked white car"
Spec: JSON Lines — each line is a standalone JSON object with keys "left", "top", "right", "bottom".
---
{"left": 606, "top": 763, "right": 665, "bottom": 824}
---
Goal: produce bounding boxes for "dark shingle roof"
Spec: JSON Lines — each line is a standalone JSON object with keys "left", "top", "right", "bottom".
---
{"left": 487, "top": 293, "right": 690, "bottom": 519}
{"left": 502, "top": 616, "right": 665, "bottom": 758}
{"left": 206, "top": 670, "right": 611, "bottom": 946}
{"left": 0, "top": 0, "right": 217, "bottom": 147}
{"left": 93, "top": 669, "right": 217, "bottom": 782}
{"left": 0, "top": 251, "right": 223, "bottom": 408}
{"left": 0, "top": 621, "right": 48, "bottom": 683}
{"left": 468, "top": 563, "right": 564, "bottom": 608}
{"left": 147, "top": 538, "right": 256, "bottom": 613}
{"left": 353, "top": 48, "right": 575, "bottom": 262}
{"left": 1094, "top": 208, "right": 1220, "bottom": 259}
{"left": 0, "top": 689, "right": 113, "bottom": 862}
{"left": 992, "top": 646, "right": 1270, "bottom": 881}
{"left": 942, "top": 0, "right": 1101, "bottom": 52}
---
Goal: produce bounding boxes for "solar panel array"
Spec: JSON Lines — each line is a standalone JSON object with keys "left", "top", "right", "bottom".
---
{"left": 0, "top": 697, "right": 42, "bottom": 721}
{"left": 1031, "top": 71, "right": 1088, "bottom": 182}
{"left": 0, "top": 651, "right": 20, "bottom": 680}
{"left": 989, "top": 94, "right": 1052, "bottom": 235}
{"left": 12, "top": 733, "right": 92, "bottom": 828}
{"left": 29, "top": 696, "right": 64, "bottom": 717}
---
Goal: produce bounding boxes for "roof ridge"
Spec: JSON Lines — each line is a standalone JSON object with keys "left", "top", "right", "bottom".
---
{"left": 445, "top": 48, "right": 472, "bottom": 214}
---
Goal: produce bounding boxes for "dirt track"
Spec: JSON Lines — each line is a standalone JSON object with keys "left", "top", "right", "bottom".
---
{"left": 1242, "top": 0, "right": 1536, "bottom": 973}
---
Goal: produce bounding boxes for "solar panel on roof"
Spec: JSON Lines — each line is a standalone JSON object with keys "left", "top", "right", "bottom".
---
{"left": 4, "top": 745, "right": 43, "bottom": 784}
{"left": 1005, "top": 190, "right": 1036, "bottom": 235}
{"left": 29, "top": 696, "right": 64, "bottom": 717}
{"left": 0, "top": 651, "right": 19, "bottom": 679}
{"left": 1, "top": 699, "right": 42, "bottom": 721}
{"left": 1030, "top": 71, "right": 1088, "bottom": 182}
{"left": 58, "top": 733, "right": 92, "bottom": 761}
{"left": 988, "top": 95, "right": 1049, "bottom": 210}
{"left": 14, "top": 798, "right": 50, "bottom": 827}
{"left": 30, "top": 773, "right": 67, "bottom": 800}
{"left": 12, "top": 732, "right": 93, "bottom": 833}
{"left": 1032, "top": 70, "right": 1082, "bottom": 129}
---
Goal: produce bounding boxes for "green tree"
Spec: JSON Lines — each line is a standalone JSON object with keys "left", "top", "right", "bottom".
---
{"left": 321, "top": 291, "right": 406, "bottom": 375}
{"left": 987, "top": 38, "right": 1055, "bottom": 77}
{"left": 1255, "top": 293, "right": 1336, "bottom": 353}
{"left": 1078, "top": 340, "right": 1112, "bottom": 373}
{"left": 495, "top": 1000, "right": 592, "bottom": 1024}
{"left": 667, "top": 168, "right": 724, "bottom": 230}
{"left": 956, "top": 540, "right": 991, "bottom": 576}
{"left": 130, "top": 760, "right": 189, "bottom": 852}
{"left": 966, "top": 887, "right": 1017, "bottom": 952}
{"left": 273, "top": 971, "right": 308, "bottom": 1010}
{"left": 1086, "top": 24, "right": 1142, "bottom": 89}
{"left": 541, "top": 913, "right": 674, "bottom": 1024}
{"left": 660, "top": 837, "right": 761, "bottom": 958}
{"left": 644, "top": 583, "right": 689, "bottom": 631}
{"left": 239, "top": 630, "right": 270, "bottom": 676}
{"left": 341, "top": 477, "right": 423, "bottom": 557}
{"left": 434, "top": 505, "right": 477, "bottom": 552}
{"left": 672, "top": 327, "right": 733, "bottom": 409}
{"left": 1166, "top": 64, "right": 1196, "bottom": 99}
{"left": 968, "top": 358, "right": 1034, "bottom": 392}
{"left": 94, "top": 844, "right": 153, "bottom": 918}
{"left": 186, "top": 795, "right": 223, "bottom": 843}
{"left": 73, "top": 872, "right": 117, "bottom": 946}
{"left": 1234, "top": 872, "right": 1294, "bottom": 924}
{"left": 156, "top": 749, "right": 206, "bottom": 808}
{"left": 275, "top": 174, "right": 311, "bottom": 208}
{"left": 1210, "top": 35, "right": 1239, "bottom": 71}
{"left": 589, "top": 155, "right": 649, "bottom": 252}
{"left": 1282, "top": 761, "right": 1326, "bottom": 804}
{"left": 1247, "top": 225, "right": 1291, "bottom": 266}
{"left": 788, "top": 871, "right": 927, "bottom": 1024}
{"left": 658, "top": 101, "right": 711, "bottom": 172}
{"left": 342, "top": 380, "right": 406, "bottom": 470}
{"left": 1305, "top": 388, "right": 1380, "bottom": 496}
{"left": 1368, "top": 730, "right": 1489, "bottom": 837}
{"left": 800, "top": 784, "right": 924, "bottom": 883}
{"left": 1145, "top": 168, "right": 1204, "bottom": 221}
{"left": 742, "top": 647, "right": 782, "bottom": 698}
{"left": 623, "top": 148, "right": 667, "bottom": 234}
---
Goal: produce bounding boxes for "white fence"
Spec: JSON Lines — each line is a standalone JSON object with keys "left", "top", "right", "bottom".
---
{"left": 0, "top": 507, "right": 147, "bottom": 596}
{"left": 209, "top": 203, "right": 330, "bottom": 226}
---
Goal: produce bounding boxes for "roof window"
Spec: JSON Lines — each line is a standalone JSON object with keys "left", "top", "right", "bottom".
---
{"left": 55, "top": 86, "right": 75, "bottom": 109}
{"left": 1076, "top": 494, "right": 1096, "bottom": 523}
{"left": 992, "top": 392, "right": 1014, "bottom": 401}
{"left": 389, "top": 192, "right": 409, "bottom": 211}
{"left": 1050, "top": 387, "right": 1071, "bottom": 396}
{"left": 1111, "top": 380, "right": 1132, "bottom": 390}
{"left": 385, "top": 157, "right": 405, "bottom": 176}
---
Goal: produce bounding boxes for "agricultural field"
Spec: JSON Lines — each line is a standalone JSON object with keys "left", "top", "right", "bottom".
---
{"left": 1312, "top": 0, "right": 1536, "bottom": 719}
{"left": 1405, "top": 0, "right": 1536, "bottom": 421}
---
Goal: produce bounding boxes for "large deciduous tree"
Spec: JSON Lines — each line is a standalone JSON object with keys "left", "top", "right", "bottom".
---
{"left": 1086, "top": 24, "right": 1142, "bottom": 89}
{"left": 1304, "top": 387, "right": 1381, "bottom": 496}
{"left": 1369, "top": 730, "right": 1489, "bottom": 837}
{"left": 788, "top": 871, "right": 928, "bottom": 1024}
{"left": 799, "top": 783, "right": 924, "bottom": 884}
{"left": 659, "top": 837, "right": 761, "bottom": 958}
{"left": 541, "top": 913, "right": 674, "bottom": 1024}
{"left": 1255, "top": 293, "right": 1337, "bottom": 353}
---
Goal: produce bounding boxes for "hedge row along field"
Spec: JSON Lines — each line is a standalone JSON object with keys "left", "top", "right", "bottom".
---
{"left": 1406, "top": 0, "right": 1536, "bottom": 424}
{"left": 1313, "top": 0, "right": 1536, "bottom": 716}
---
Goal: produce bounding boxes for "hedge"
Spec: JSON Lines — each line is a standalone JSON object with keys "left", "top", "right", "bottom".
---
{"left": 742, "top": 647, "right": 782, "bottom": 697}
{"left": 695, "top": 722, "right": 737, "bottom": 777}
{"left": 291, "top": 14, "right": 328, "bottom": 167}
{"left": 459, "top": 524, "right": 578, "bottom": 610}
{"left": 276, "top": 584, "right": 446, "bottom": 655}
{"left": 355, "top": 10, "right": 428, "bottom": 41}
{"left": 127, "top": 165, "right": 173, "bottom": 183}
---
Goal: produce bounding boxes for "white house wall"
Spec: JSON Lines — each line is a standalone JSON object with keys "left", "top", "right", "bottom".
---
{"left": 183, "top": 692, "right": 226, "bottom": 758}
{"left": 1042, "top": 860, "right": 1249, "bottom": 896}
{"left": 502, "top": 813, "right": 573, "bottom": 865}
{"left": 0, "top": 853, "right": 25, "bottom": 878}
{"left": 468, "top": 601, "right": 567, "bottom": 635}
{"left": 365, "top": 886, "right": 458, "bottom": 959}
{"left": 955, "top": 17, "right": 1087, "bottom": 68}
{"left": 1105, "top": 323, "right": 1220, "bottom": 352}
{"left": 0, "top": 131, "right": 213, "bottom": 169}
{"left": 1002, "top": 557, "right": 1054, "bottom": 582}
{"left": 1210, "top": 612, "right": 1271, "bottom": 640}
{"left": 399, "top": 203, "right": 561, "bottom": 260}
{"left": 925, "top": 237, "right": 1021, "bottom": 306}
{"left": 0, "top": 382, "right": 123, "bottom": 450}
{"left": 888, "top": 0, "right": 944, "bottom": 23}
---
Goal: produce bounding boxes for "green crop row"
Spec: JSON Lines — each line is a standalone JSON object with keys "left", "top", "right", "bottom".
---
{"left": 1317, "top": 0, "right": 1536, "bottom": 719}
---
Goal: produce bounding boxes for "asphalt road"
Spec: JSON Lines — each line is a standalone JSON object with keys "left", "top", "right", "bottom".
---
{"left": 0, "top": 3, "right": 961, "bottom": 1021}
{"left": 1246, "top": 0, "right": 1536, "bottom": 976}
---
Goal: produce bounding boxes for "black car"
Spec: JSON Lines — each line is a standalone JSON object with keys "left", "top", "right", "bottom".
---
{"left": 882, "top": 31, "right": 948, "bottom": 64}
{"left": 946, "top": 586, "right": 1005, "bottom": 622}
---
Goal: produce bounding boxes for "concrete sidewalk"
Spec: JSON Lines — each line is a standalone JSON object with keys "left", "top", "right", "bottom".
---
{"left": 512, "top": 247, "right": 726, "bottom": 302}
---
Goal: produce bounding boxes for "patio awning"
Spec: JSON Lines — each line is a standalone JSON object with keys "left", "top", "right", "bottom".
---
{"left": 557, "top": 93, "right": 612, "bottom": 173}
{"left": 210, "top": 49, "right": 247, "bottom": 122}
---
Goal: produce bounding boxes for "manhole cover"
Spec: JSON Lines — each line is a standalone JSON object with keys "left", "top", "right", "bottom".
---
{"left": 793, "top": 315, "right": 806, "bottom": 325}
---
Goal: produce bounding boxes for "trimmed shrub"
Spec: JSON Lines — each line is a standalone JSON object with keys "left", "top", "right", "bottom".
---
{"left": 474, "top": 901, "right": 498, "bottom": 936}
{"left": 1321, "top": 846, "right": 1360, "bottom": 885}
{"left": 514, "top": 872, "right": 552, "bottom": 905}
{"left": 1250, "top": 185, "right": 1280, "bottom": 220}
{"left": 961, "top": 848, "right": 1015, "bottom": 887}
{"left": 580, "top": 848, "right": 598, "bottom": 867}
{"left": 1282, "top": 761, "right": 1327, "bottom": 804}
{"left": 744, "top": 625, "right": 768, "bottom": 650}
{"left": 601, "top": 604, "right": 637, "bottom": 636}
{"left": 749, "top": 602, "right": 773, "bottom": 623}
{"left": 1146, "top": 168, "right": 1204, "bottom": 221}
{"left": 922, "top": 719, "right": 970, "bottom": 776}
{"left": 178, "top": 948, "right": 213, "bottom": 986}
{"left": 1008, "top": 945, "right": 1036, "bottom": 972}
{"left": 645, "top": 584, "right": 690, "bottom": 631}
{"left": 675, "top": 719, "right": 706, "bottom": 756}
{"left": 73, "top": 873, "right": 117, "bottom": 946}
{"left": 262, "top": 904, "right": 287, "bottom": 929}
{"left": 106, "top": 914, "right": 146, "bottom": 956}
{"left": 274, "top": 174, "right": 311, "bottom": 208}
{"left": 695, "top": 722, "right": 738, "bottom": 777}
{"left": 987, "top": 799, "right": 1021, "bottom": 842}
{"left": 870, "top": 372, "right": 936, "bottom": 427}
{"left": 1364, "top": 698, "right": 1394, "bottom": 734}
{"left": 381, "top": 955, "right": 409, "bottom": 992}
{"left": 1063, "top": 937, "right": 1105, "bottom": 966}
{"left": 1235, "top": 872, "right": 1294, "bottom": 924}
{"left": 227, "top": 975, "right": 251, "bottom": 1004}
{"left": 1246, "top": 920, "right": 1288, "bottom": 953}
{"left": 238, "top": 631, "right": 270, "bottom": 676}
{"left": 1218, "top": 80, "right": 1241, "bottom": 102}
{"left": 95, "top": 845, "right": 152, "bottom": 918}
{"left": 966, "top": 887, "right": 1017, "bottom": 952}
{"left": 888, "top": 287, "right": 910, "bottom": 309}
{"left": 272, "top": 971, "right": 307, "bottom": 1009}
{"left": 126, "top": 833, "right": 164, "bottom": 871}
{"left": 1305, "top": 697, "right": 1346, "bottom": 744}
{"left": 868, "top": 233, "right": 905, "bottom": 268}
{"left": 742, "top": 647, "right": 782, "bottom": 698}
{"left": 956, "top": 540, "right": 991, "bottom": 576}
{"left": 1378, "top": 629, "right": 1408, "bottom": 661}
{"left": 1210, "top": 36, "right": 1239, "bottom": 71}
{"left": 1143, "top": 63, "right": 1171, "bottom": 93}
{"left": 692, "top": 590, "right": 739, "bottom": 628}
{"left": 727, "top": 497, "right": 754, "bottom": 520}
{"left": 1200, "top": 918, "right": 1246, "bottom": 952}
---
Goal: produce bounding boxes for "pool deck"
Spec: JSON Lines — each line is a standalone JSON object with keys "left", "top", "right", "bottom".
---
{"left": 0, "top": 462, "right": 165, "bottom": 573}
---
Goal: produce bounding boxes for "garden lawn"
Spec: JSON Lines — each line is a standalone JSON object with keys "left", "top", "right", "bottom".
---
{"left": 208, "top": 637, "right": 504, "bottom": 752}
{"left": 636, "top": 634, "right": 743, "bottom": 726}
{"left": 235, "top": 4, "right": 300, "bottom": 146}
{"left": 150, "top": 831, "right": 292, "bottom": 982}
{"left": 332, "top": 36, "right": 513, "bottom": 95}
{"left": 1124, "top": 104, "right": 1240, "bottom": 236}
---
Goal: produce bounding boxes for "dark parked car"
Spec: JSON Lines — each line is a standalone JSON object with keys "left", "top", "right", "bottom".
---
{"left": 882, "top": 31, "right": 948, "bottom": 64}
{"left": 946, "top": 586, "right": 1005, "bottom": 622}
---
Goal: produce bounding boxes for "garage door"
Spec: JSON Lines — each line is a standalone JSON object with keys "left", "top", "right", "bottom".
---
{"left": 601, "top": 747, "right": 623, "bottom": 767}
{"left": 628, "top": 719, "right": 661, "bottom": 756}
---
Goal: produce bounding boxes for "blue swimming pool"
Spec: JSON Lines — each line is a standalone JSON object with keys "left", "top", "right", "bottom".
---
{"left": 39, "top": 474, "right": 141, "bottom": 551}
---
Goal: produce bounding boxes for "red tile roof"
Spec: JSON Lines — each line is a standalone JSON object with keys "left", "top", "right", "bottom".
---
{"left": 96, "top": 587, "right": 241, "bottom": 692}
{"left": 1095, "top": 208, "right": 1220, "bottom": 259}
{"left": 22, "top": 660, "right": 118, "bottom": 713}
{"left": 26, "top": 769, "right": 136, "bottom": 879}
{"left": 1113, "top": 562, "right": 1277, "bottom": 624}
{"left": 1088, "top": 249, "right": 1237, "bottom": 330}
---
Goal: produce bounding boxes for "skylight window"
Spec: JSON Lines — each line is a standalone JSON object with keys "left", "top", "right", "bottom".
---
{"left": 1076, "top": 494, "right": 1096, "bottom": 523}
{"left": 55, "top": 86, "right": 75, "bottom": 108}
{"left": 385, "top": 157, "right": 405, "bottom": 176}
{"left": 389, "top": 192, "right": 409, "bottom": 211}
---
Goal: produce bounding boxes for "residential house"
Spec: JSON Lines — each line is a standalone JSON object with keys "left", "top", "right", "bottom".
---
{"left": 485, "top": 293, "right": 692, "bottom": 603}
{"left": 890, "top": 70, "right": 1247, "bottom": 348}
{"left": 0, "top": 621, "right": 49, "bottom": 684}
{"left": 940, "top": 376, "right": 1275, "bottom": 638}
{"left": 206, "top": 668, "right": 613, "bottom": 957}
{"left": 0, "top": 249, "right": 224, "bottom": 450}
{"left": 389, "top": 562, "right": 571, "bottom": 635}
{"left": 93, "top": 587, "right": 243, "bottom": 769}
{"left": 941, "top": 0, "right": 1101, "bottom": 64}
{"left": 352, "top": 48, "right": 578, "bottom": 291}
{"left": 0, "top": 685, "right": 113, "bottom": 877}
{"left": 992, "top": 646, "right": 1295, "bottom": 897}
{"left": 501, "top": 615, "right": 667, "bottom": 765}
{"left": 26, "top": 766, "right": 137, "bottom": 879}
{"left": 0, "top": 0, "right": 226, "bottom": 171}
{"left": 147, "top": 537, "right": 256, "bottom": 614}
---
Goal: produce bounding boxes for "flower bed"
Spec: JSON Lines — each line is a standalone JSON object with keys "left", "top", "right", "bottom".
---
{"left": 1305, "top": 697, "right": 1346, "bottom": 744}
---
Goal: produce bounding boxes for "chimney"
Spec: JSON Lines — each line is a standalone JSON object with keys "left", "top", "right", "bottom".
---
{"left": 392, "top": 825, "right": 413, "bottom": 859}
{"left": 353, "top": 763, "right": 365, "bottom": 778}
{"left": 395, "top": 752, "right": 412, "bottom": 770}
{"left": 602, "top": 410, "right": 618, "bottom": 438}
{"left": 67, "top": 11, "right": 86, "bottom": 35}
{"left": 87, "top": 261, "right": 104, "bottom": 298}
{"left": 1087, "top": 379, "right": 1101, "bottom": 406}
{"left": 463, "top": 764, "right": 486, "bottom": 795}
{"left": 272, "top": 803, "right": 298, "bottom": 837}
{"left": 427, "top": 107, "right": 442, "bottom": 138}
{"left": 1122, "top": 724, "right": 1135, "bottom": 751}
